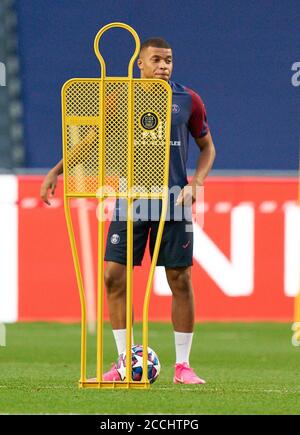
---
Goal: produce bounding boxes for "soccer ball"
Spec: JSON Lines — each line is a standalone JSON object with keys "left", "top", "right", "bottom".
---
{"left": 116, "top": 344, "right": 161, "bottom": 383}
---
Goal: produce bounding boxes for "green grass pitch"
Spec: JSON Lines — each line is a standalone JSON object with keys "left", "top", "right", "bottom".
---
{"left": 0, "top": 322, "right": 300, "bottom": 415}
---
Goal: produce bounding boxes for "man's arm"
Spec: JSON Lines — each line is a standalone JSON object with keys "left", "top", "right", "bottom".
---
{"left": 40, "top": 159, "right": 63, "bottom": 205}
{"left": 192, "top": 131, "right": 216, "bottom": 186}
{"left": 176, "top": 131, "right": 216, "bottom": 205}
{"left": 40, "top": 127, "right": 97, "bottom": 205}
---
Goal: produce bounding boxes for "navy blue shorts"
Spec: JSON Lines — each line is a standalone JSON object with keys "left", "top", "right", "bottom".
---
{"left": 105, "top": 220, "right": 193, "bottom": 268}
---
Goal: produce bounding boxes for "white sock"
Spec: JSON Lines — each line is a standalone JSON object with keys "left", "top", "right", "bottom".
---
{"left": 112, "top": 329, "right": 134, "bottom": 355}
{"left": 174, "top": 331, "right": 194, "bottom": 365}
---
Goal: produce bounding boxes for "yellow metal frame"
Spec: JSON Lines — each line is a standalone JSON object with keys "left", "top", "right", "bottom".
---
{"left": 61, "top": 22, "right": 172, "bottom": 388}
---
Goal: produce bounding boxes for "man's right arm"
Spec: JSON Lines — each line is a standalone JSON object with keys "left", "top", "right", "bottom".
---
{"left": 40, "top": 159, "right": 63, "bottom": 205}
{"left": 40, "top": 126, "right": 97, "bottom": 205}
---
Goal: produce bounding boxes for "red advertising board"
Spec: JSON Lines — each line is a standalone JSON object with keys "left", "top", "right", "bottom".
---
{"left": 13, "top": 176, "right": 299, "bottom": 322}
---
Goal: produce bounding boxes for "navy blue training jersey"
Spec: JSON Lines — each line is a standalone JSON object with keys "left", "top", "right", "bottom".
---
{"left": 115, "top": 80, "right": 209, "bottom": 221}
{"left": 168, "top": 80, "right": 209, "bottom": 189}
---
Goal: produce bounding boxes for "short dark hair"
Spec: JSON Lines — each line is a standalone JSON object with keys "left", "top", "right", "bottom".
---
{"left": 140, "top": 38, "right": 172, "bottom": 54}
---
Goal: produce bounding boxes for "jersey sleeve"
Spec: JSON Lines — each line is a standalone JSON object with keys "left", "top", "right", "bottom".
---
{"left": 185, "top": 87, "right": 209, "bottom": 139}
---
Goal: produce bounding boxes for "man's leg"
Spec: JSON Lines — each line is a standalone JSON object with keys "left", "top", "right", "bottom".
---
{"left": 166, "top": 267, "right": 205, "bottom": 384}
{"left": 101, "top": 220, "right": 150, "bottom": 380}
{"left": 150, "top": 220, "right": 205, "bottom": 384}
{"left": 104, "top": 261, "right": 134, "bottom": 356}
{"left": 166, "top": 266, "right": 195, "bottom": 367}
{"left": 165, "top": 266, "right": 194, "bottom": 334}
{"left": 104, "top": 261, "right": 127, "bottom": 331}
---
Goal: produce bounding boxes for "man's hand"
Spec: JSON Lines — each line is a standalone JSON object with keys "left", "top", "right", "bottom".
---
{"left": 175, "top": 181, "right": 203, "bottom": 206}
{"left": 176, "top": 132, "right": 215, "bottom": 207}
{"left": 40, "top": 170, "right": 58, "bottom": 205}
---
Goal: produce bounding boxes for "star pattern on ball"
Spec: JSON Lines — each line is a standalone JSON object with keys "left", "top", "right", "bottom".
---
{"left": 134, "top": 354, "right": 152, "bottom": 368}
{"left": 117, "top": 358, "right": 127, "bottom": 381}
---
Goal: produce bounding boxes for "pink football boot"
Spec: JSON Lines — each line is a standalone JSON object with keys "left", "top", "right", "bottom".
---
{"left": 103, "top": 363, "right": 120, "bottom": 381}
{"left": 173, "top": 362, "right": 206, "bottom": 384}
{"left": 87, "top": 363, "right": 120, "bottom": 382}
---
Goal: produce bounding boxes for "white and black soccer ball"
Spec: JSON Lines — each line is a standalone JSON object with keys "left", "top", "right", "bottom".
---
{"left": 116, "top": 344, "right": 161, "bottom": 383}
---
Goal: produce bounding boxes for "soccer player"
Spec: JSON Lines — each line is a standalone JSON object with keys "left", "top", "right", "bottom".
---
{"left": 40, "top": 38, "right": 216, "bottom": 384}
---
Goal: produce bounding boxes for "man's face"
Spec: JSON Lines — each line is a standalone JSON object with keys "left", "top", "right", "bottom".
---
{"left": 137, "top": 46, "right": 173, "bottom": 81}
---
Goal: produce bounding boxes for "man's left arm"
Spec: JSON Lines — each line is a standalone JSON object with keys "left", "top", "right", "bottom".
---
{"left": 176, "top": 132, "right": 216, "bottom": 205}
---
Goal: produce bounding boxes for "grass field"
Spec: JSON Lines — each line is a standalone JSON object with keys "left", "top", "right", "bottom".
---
{"left": 0, "top": 322, "right": 300, "bottom": 415}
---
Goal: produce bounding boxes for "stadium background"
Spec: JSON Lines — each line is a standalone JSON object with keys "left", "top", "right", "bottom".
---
{"left": 0, "top": 0, "right": 299, "bottom": 324}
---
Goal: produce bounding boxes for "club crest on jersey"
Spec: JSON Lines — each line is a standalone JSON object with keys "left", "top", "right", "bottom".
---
{"left": 140, "top": 112, "right": 158, "bottom": 130}
{"left": 110, "top": 234, "right": 120, "bottom": 245}
{"left": 172, "top": 104, "right": 180, "bottom": 113}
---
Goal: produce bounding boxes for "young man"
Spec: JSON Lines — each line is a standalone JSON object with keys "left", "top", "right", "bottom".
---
{"left": 41, "top": 38, "right": 216, "bottom": 384}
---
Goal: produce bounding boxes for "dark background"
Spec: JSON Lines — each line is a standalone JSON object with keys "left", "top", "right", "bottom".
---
{"left": 15, "top": 0, "right": 300, "bottom": 170}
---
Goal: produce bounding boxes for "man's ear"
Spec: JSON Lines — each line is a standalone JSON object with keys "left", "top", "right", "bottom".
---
{"left": 137, "top": 58, "right": 143, "bottom": 70}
